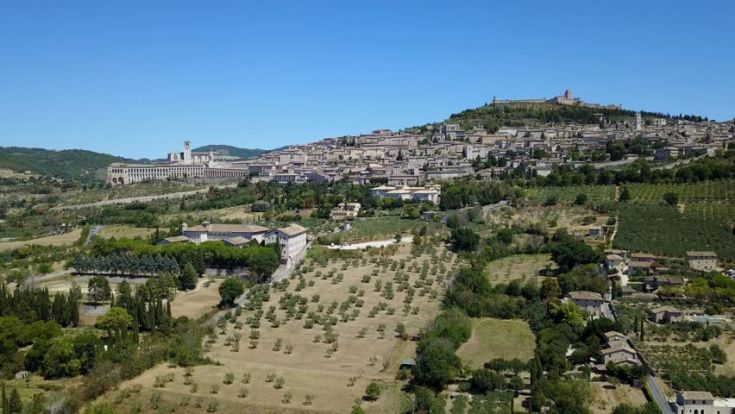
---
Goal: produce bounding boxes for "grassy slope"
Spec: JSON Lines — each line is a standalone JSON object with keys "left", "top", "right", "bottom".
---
{"left": 456, "top": 318, "right": 536, "bottom": 369}
{"left": 0, "top": 146, "right": 135, "bottom": 181}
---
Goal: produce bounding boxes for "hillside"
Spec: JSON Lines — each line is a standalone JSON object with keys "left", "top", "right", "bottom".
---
{"left": 0, "top": 146, "right": 135, "bottom": 181}
{"left": 193, "top": 144, "right": 269, "bottom": 159}
{"left": 407, "top": 100, "right": 708, "bottom": 134}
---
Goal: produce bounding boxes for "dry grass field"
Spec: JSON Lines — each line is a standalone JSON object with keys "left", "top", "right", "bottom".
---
{"left": 171, "top": 278, "right": 223, "bottom": 320}
{"left": 97, "top": 225, "right": 156, "bottom": 240}
{"left": 589, "top": 382, "right": 647, "bottom": 414}
{"left": 456, "top": 318, "right": 536, "bottom": 370}
{"left": 482, "top": 254, "right": 554, "bottom": 286}
{"left": 99, "top": 242, "right": 458, "bottom": 413}
{"left": 0, "top": 228, "right": 82, "bottom": 251}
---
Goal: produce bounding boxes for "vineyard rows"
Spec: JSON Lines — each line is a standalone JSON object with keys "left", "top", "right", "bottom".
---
{"left": 628, "top": 180, "right": 735, "bottom": 203}
{"left": 524, "top": 185, "right": 616, "bottom": 204}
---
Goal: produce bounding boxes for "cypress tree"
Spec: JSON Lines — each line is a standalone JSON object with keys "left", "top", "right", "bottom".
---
{"left": 2, "top": 382, "right": 9, "bottom": 414}
{"left": 8, "top": 388, "right": 21, "bottom": 414}
{"left": 639, "top": 317, "right": 645, "bottom": 341}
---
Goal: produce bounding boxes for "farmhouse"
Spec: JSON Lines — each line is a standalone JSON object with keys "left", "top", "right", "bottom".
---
{"left": 330, "top": 202, "right": 361, "bottom": 220}
{"left": 686, "top": 251, "right": 718, "bottom": 271}
{"left": 630, "top": 252, "right": 657, "bottom": 263}
{"left": 645, "top": 275, "right": 685, "bottom": 292}
{"left": 648, "top": 305, "right": 684, "bottom": 324}
{"left": 601, "top": 343, "right": 641, "bottom": 366}
{"left": 606, "top": 254, "right": 625, "bottom": 272}
{"left": 603, "top": 331, "right": 627, "bottom": 345}
{"left": 567, "top": 291, "right": 604, "bottom": 316}
{"left": 182, "top": 222, "right": 270, "bottom": 244}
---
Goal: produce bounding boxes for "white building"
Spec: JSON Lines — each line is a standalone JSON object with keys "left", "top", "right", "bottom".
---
{"left": 266, "top": 223, "right": 308, "bottom": 263}
{"left": 672, "top": 390, "right": 735, "bottom": 414}
{"left": 182, "top": 222, "right": 270, "bottom": 244}
{"left": 108, "top": 141, "right": 248, "bottom": 185}
{"left": 370, "top": 185, "right": 441, "bottom": 204}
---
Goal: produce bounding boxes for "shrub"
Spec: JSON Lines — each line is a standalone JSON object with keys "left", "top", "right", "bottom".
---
{"left": 363, "top": 382, "right": 382, "bottom": 401}
{"left": 274, "top": 377, "right": 285, "bottom": 389}
{"left": 238, "top": 387, "right": 249, "bottom": 398}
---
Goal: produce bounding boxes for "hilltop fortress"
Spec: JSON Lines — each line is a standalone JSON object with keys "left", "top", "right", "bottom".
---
{"left": 492, "top": 89, "right": 622, "bottom": 110}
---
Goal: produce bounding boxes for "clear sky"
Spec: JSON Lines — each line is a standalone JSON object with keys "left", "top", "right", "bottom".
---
{"left": 1, "top": 0, "right": 733, "bottom": 158}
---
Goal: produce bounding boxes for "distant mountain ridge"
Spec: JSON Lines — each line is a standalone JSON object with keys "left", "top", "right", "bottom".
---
{"left": 0, "top": 146, "right": 137, "bottom": 181}
{"left": 193, "top": 145, "right": 272, "bottom": 159}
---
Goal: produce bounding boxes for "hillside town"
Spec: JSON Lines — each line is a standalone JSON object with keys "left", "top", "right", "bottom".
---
{"left": 107, "top": 90, "right": 735, "bottom": 187}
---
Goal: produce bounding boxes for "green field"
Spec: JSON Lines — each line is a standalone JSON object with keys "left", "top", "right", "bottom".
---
{"left": 524, "top": 185, "right": 616, "bottom": 204}
{"left": 456, "top": 318, "right": 536, "bottom": 369}
{"left": 342, "top": 216, "right": 443, "bottom": 243}
{"left": 627, "top": 180, "right": 735, "bottom": 204}
{"left": 614, "top": 203, "right": 735, "bottom": 261}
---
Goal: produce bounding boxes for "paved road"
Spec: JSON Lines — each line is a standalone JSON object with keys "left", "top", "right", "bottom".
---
{"left": 601, "top": 302, "right": 616, "bottom": 321}
{"left": 50, "top": 184, "right": 236, "bottom": 211}
{"left": 646, "top": 375, "right": 674, "bottom": 414}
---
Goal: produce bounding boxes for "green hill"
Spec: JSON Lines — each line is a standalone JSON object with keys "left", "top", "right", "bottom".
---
{"left": 0, "top": 146, "right": 135, "bottom": 181}
{"left": 408, "top": 101, "right": 707, "bottom": 134}
{"left": 193, "top": 145, "right": 269, "bottom": 159}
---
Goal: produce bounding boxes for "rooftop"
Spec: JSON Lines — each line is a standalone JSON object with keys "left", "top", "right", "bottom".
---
{"left": 568, "top": 291, "right": 604, "bottom": 301}
{"left": 277, "top": 223, "right": 308, "bottom": 237}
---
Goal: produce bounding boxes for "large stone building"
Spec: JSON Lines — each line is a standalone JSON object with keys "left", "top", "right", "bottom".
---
{"left": 107, "top": 141, "right": 248, "bottom": 185}
{"left": 179, "top": 221, "right": 307, "bottom": 264}
{"left": 686, "top": 251, "right": 719, "bottom": 272}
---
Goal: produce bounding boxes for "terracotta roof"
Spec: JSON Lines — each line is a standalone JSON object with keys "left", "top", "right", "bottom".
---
{"left": 186, "top": 224, "right": 270, "bottom": 234}
{"left": 568, "top": 291, "right": 603, "bottom": 301}
{"left": 686, "top": 251, "right": 718, "bottom": 258}
{"left": 162, "top": 236, "right": 191, "bottom": 243}
{"left": 680, "top": 391, "right": 714, "bottom": 400}
{"left": 650, "top": 306, "right": 682, "bottom": 314}
{"left": 224, "top": 237, "right": 250, "bottom": 245}
{"left": 277, "top": 223, "right": 307, "bottom": 237}
{"left": 601, "top": 343, "right": 636, "bottom": 355}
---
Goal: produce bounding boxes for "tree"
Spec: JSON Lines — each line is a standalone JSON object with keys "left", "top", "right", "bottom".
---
{"left": 471, "top": 369, "right": 506, "bottom": 393}
{"left": 248, "top": 249, "right": 279, "bottom": 282}
{"left": 450, "top": 227, "right": 480, "bottom": 252}
{"left": 363, "top": 382, "right": 382, "bottom": 401}
{"left": 96, "top": 307, "right": 133, "bottom": 345}
{"left": 179, "top": 263, "right": 199, "bottom": 291}
{"left": 574, "top": 193, "right": 588, "bottom": 205}
{"left": 619, "top": 187, "right": 631, "bottom": 201}
{"left": 541, "top": 278, "right": 562, "bottom": 300}
{"left": 549, "top": 231, "right": 601, "bottom": 273}
{"left": 2, "top": 382, "right": 8, "bottom": 414}
{"left": 88, "top": 275, "right": 112, "bottom": 304}
{"left": 8, "top": 388, "right": 21, "bottom": 414}
{"left": 414, "top": 338, "right": 462, "bottom": 387}
{"left": 219, "top": 277, "right": 244, "bottom": 307}
{"left": 663, "top": 192, "right": 678, "bottom": 206}
{"left": 414, "top": 386, "right": 446, "bottom": 413}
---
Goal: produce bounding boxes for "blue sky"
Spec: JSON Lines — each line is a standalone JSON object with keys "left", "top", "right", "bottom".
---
{"left": 0, "top": 0, "right": 733, "bottom": 158}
